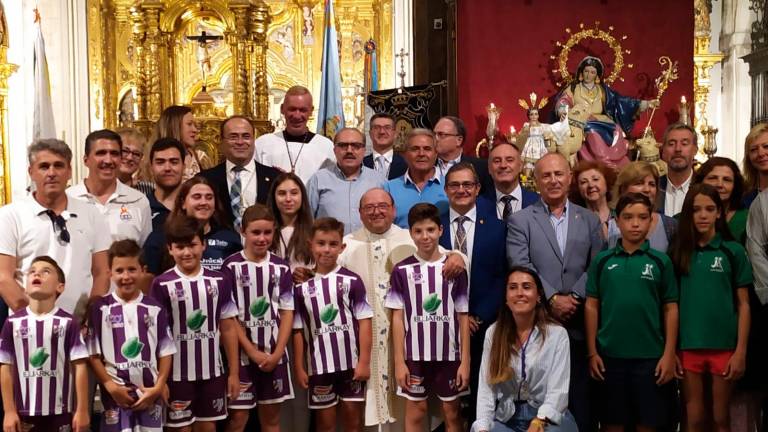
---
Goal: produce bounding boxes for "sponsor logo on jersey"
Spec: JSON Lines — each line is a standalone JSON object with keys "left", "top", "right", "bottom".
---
{"left": 641, "top": 264, "right": 655, "bottom": 281}
{"left": 711, "top": 256, "right": 724, "bottom": 273}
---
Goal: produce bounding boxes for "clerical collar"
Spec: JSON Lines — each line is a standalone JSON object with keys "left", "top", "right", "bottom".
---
{"left": 282, "top": 130, "right": 316, "bottom": 143}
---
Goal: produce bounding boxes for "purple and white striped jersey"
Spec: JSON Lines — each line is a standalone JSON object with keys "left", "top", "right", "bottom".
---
{"left": 293, "top": 265, "right": 373, "bottom": 375}
{"left": 222, "top": 251, "right": 294, "bottom": 366}
{"left": 0, "top": 307, "right": 88, "bottom": 416}
{"left": 86, "top": 292, "right": 177, "bottom": 389}
{"left": 149, "top": 266, "right": 238, "bottom": 382}
{"left": 385, "top": 255, "right": 469, "bottom": 362}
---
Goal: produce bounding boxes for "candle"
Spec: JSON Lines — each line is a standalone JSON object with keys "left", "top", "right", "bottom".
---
{"left": 510, "top": 126, "right": 516, "bottom": 134}
{"left": 681, "top": 96, "right": 686, "bottom": 104}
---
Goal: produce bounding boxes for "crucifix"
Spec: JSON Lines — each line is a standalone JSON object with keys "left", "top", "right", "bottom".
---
{"left": 395, "top": 48, "right": 409, "bottom": 88}
{"left": 186, "top": 30, "right": 224, "bottom": 90}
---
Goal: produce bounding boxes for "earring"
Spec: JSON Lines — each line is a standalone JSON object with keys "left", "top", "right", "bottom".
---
{"left": 595, "top": 77, "right": 601, "bottom": 84}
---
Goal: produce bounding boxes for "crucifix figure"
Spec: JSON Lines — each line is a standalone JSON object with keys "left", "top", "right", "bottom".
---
{"left": 395, "top": 48, "right": 409, "bottom": 88}
{"left": 186, "top": 30, "right": 224, "bottom": 88}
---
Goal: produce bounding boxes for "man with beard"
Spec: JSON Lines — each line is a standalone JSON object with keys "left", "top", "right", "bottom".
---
{"left": 67, "top": 129, "right": 151, "bottom": 245}
{"left": 254, "top": 85, "right": 336, "bottom": 184}
{"left": 658, "top": 123, "right": 698, "bottom": 217}
{"left": 145, "top": 138, "right": 185, "bottom": 231}
{"left": 384, "top": 129, "right": 448, "bottom": 228}
{"left": 307, "top": 127, "right": 386, "bottom": 235}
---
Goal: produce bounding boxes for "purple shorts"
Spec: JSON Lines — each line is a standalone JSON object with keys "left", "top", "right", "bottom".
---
{"left": 396, "top": 360, "right": 469, "bottom": 401}
{"left": 100, "top": 386, "right": 165, "bottom": 432}
{"left": 307, "top": 369, "right": 366, "bottom": 409}
{"left": 167, "top": 375, "right": 227, "bottom": 427}
{"left": 19, "top": 414, "right": 71, "bottom": 432}
{"left": 230, "top": 362, "right": 295, "bottom": 409}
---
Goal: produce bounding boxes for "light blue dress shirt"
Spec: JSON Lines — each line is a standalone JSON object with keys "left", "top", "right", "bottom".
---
{"left": 544, "top": 199, "right": 570, "bottom": 257}
{"left": 307, "top": 164, "right": 386, "bottom": 235}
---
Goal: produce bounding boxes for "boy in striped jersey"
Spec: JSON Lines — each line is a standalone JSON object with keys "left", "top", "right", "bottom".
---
{"left": 386, "top": 203, "right": 470, "bottom": 432}
{"left": 87, "top": 239, "right": 176, "bottom": 432}
{"left": 0, "top": 256, "right": 89, "bottom": 432}
{"left": 292, "top": 217, "right": 373, "bottom": 431}
{"left": 221, "top": 205, "right": 294, "bottom": 432}
{"left": 149, "top": 217, "right": 240, "bottom": 431}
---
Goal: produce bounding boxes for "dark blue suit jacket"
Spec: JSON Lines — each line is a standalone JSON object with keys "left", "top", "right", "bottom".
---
{"left": 439, "top": 196, "right": 508, "bottom": 324}
{"left": 481, "top": 185, "right": 539, "bottom": 220}
{"left": 363, "top": 153, "right": 408, "bottom": 180}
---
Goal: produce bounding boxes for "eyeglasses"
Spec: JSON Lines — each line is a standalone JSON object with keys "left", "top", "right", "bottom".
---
{"left": 335, "top": 142, "right": 365, "bottom": 150}
{"left": 45, "top": 210, "right": 70, "bottom": 243}
{"left": 361, "top": 203, "right": 391, "bottom": 214}
{"left": 446, "top": 181, "right": 478, "bottom": 191}
{"left": 435, "top": 132, "right": 461, "bottom": 140}
{"left": 121, "top": 149, "right": 143, "bottom": 159}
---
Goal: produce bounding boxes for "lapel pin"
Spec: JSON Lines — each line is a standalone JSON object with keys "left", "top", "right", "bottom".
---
{"left": 479, "top": 219, "right": 484, "bottom": 224}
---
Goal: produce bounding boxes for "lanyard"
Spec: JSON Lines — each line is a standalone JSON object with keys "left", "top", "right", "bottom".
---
{"left": 516, "top": 329, "right": 534, "bottom": 401}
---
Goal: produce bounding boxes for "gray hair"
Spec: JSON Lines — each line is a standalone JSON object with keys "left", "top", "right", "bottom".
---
{"left": 406, "top": 128, "right": 436, "bottom": 149}
{"left": 662, "top": 122, "right": 698, "bottom": 147}
{"left": 28, "top": 139, "right": 72, "bottom": 165}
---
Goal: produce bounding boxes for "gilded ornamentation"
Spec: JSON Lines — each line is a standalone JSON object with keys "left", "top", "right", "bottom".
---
{"left": 550, "top": 22, "right": 633, "bottom": 85}
{"left": 693, "top": 0, "right": 724, "bottom": 152}
{"left": 0, "top": 0, "right": 16, "bottom": 204}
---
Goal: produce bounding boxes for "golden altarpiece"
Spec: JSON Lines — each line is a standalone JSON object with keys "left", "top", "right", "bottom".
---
{"left": 85, "top": 0, "right": 394, "bottom": 163}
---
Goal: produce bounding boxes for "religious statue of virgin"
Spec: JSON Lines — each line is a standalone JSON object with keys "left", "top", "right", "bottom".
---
{"left": 553, "top": 56, "right": 659, "bottom": 169}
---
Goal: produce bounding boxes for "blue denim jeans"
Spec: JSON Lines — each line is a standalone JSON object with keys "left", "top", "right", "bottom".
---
{"left": 490, "top": 402, "right": 579, "bottom": 432}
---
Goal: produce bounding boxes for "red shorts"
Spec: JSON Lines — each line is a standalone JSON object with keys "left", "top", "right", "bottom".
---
{"left": 680, "top": 349, "right": 734, "bottom": 375}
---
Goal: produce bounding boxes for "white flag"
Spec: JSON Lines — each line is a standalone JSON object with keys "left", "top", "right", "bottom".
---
{"left": 33, "top": 9, "right": 55, "bottom": 140}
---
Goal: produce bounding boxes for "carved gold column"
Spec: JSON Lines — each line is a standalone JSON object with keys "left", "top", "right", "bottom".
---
{"left": 143, "top": 1, "right": 164, "bottom": 121}
{"left": 228, "top": 1, "right": 251, "bottom": 116}
{"left": 693, "top": 0, "right": 724, "bottom": 134}
{"left": 0, "top": 48, "right": 17, "bottom": 205}
{"left": 130, "top": 6, "right": 148, "bottom": 122}
{"left": 249, "top": 1, "right": 272, "bottom": 135}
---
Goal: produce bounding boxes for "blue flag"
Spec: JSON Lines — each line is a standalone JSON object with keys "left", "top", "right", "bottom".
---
{"left": 316, "top": 0, "right": 345, "bottom": 138}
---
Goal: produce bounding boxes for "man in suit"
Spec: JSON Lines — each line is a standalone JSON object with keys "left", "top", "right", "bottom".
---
{"left": 433, "top": 116, "right": 493, "bottom": 192}
{"left": 484, "top": 141, "right": 538, "bottom": 221}
{"left": 507, "top": 152, "right": 604, "bottom": 432}
{"left": 363, "top": 113, "right": 407, "bottom": 179}
{"left": 439, "top": 161, "right": 507, "bottom": 424}
{"left": 658, "top": 122, "right": 698, "bottom": 217}
{"left": 198, "top": 115, "right": 280, "bottom": 229}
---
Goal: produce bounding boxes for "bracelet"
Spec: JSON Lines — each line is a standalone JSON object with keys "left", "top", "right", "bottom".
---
{"left": 549, "top": 294, "right": 558, "bottom": 306}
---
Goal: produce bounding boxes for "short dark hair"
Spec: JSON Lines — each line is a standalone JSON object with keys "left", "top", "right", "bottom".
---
{"left": 408, "top": 203, "right": 441, "bottom": 228}
{"left": 241, "top": 204, "right": 275, "bottom": 232}
{"left": 220, "top": 115, "right": 254, "bottom": 138}
{"left": 439, "top": 116, "right": 466, "bottom": 141}
{"left": 662, "top": 122, "right": 698, "bottom": 147}
{"left": 85, "top": 129, "right": 122, "bottom": 155}
{"left": 149, "top": 137, "right": 186, "bottom": 162}
{"left": 164, "top": 215, "right": 205, "bottom": 246}
{"left": 108, "top": 239, "right": 144, "bottom": 267}
{"left": 370, "top": 113, "right": 395, "bottom": 125}
{"left": 445, "top": 161, "right": 479, "bottom": 184}
{"left": 615, "top": 192, "right": 653, "bottom": 217}
{"left": 31, "top": 256, "right": 65, "bottom": 284}
{"left": 311, "top": 217, "right": 344, "bottom": 239}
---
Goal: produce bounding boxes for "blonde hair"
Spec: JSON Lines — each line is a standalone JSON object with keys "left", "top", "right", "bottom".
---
{"left": 117, "top": 127, "right": 150, "bottom": 181}
{"left": 610, "top": 161, "right": 659, "bottom": 208}
{"left": 743, "top": 122, "right": 768, "bottom": 192}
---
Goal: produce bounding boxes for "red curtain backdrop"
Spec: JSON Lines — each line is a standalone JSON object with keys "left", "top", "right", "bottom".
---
{"left": 456, "top": 0, "right": 694, "bottom": 152}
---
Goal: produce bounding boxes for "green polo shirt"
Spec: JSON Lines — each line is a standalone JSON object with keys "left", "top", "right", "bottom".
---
{"left": 678, "top": 234, "right": 753, "bottom": 350}
{"left": 586, "top": 241, "right": 678, "bottom": 359}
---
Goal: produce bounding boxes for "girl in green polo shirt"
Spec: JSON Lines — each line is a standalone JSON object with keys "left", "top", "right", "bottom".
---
{"left": 668, "top": 184, "right": 752, "bottom": 431}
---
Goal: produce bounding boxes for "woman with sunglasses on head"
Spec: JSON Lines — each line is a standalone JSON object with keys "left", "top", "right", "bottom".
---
{"left": 472, "top": 267, "right": 576, "bottom": 432}
{"left": 143, "top": 176, "right": 241, "bottom": 277}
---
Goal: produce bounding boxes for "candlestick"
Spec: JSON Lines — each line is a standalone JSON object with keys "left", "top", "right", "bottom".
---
{"left": 679, "top": 96, "right": 690, "bottom": 126}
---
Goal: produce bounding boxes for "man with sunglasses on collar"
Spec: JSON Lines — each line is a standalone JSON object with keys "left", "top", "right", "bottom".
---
{"left": 0, "top": 139, "right": 111, "bottom": 320}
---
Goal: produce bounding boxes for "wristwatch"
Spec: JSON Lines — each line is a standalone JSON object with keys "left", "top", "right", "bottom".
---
{"left": 549, "top": 294, "right": 558, "bottom": 306}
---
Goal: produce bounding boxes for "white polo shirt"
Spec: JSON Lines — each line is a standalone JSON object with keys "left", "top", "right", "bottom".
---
{"left": 67, "top": 180, "right": 152, "bottom": 245}
{"left": 0, "top": 195, "right": 111, "bottom": 315}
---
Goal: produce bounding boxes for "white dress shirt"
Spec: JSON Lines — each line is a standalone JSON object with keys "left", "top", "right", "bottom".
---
{"left": 663, "top": 172, "right": 692, "bottom": 217}
{"left": 437, "top": 154, "right": 463, "bottom": 178}
{"left": 225, "top": 159, "right": 258, "bottom": 209}
{"left": 472, "top": 323, "right": 571, "bottom": 432}
{"left": 372, "top": 149, "right": 394, "bottom": 176}
{"left": 449, "top": 206, "right": 476, "bottom": 270}
{"left": 495, "top": 185, "right": 523, "bottom": 220}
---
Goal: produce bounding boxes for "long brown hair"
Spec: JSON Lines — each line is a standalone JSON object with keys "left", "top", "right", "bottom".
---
{"left": 171, "top": 176, "right": 232, "bottom": 231}
{"left": 267, "top": 172, "right": 313, "bottom": 265}
{"left": 693, "top": 156, "right": 745, "bottom": 211}
{"left": 668, "top": 184, "right": 734, "bottom": 275}
{"left": 152, "top": 105, "right": 191, "bottom": 145}
{"left": 487, "top": 267, "right": 557, "bottom": 385}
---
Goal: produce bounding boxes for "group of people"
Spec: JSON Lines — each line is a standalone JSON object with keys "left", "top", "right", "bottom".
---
{"left": 2, "top": 82, "right": 768, "bottom": 432}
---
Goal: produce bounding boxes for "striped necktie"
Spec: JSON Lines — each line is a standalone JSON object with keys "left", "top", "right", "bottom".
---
{"left": 454, "top": 215, "right": 469, "bottom": 255}
{"left": 501, "top": 195, "right": 515, "bottom": 221}
{"left": 231, "top": 166, "right": 244, "bottom": 229}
